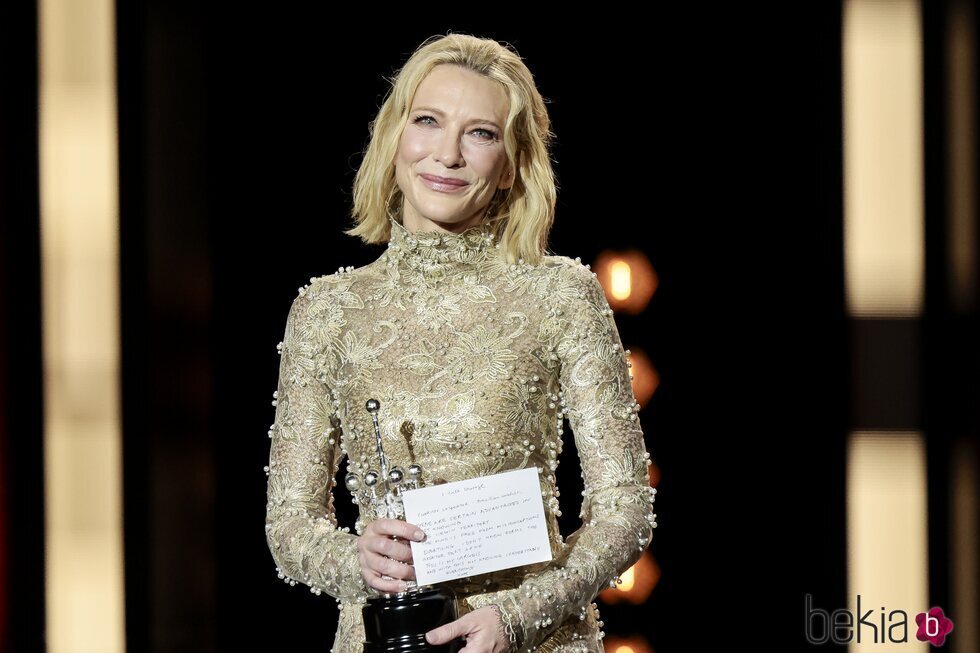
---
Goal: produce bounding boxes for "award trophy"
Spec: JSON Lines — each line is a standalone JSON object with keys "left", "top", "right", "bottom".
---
{"left": 345, "top": 399, "right": 465, "bottom": 653}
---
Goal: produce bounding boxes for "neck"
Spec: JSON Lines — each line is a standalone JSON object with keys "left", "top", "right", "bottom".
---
{"left": 385, "top": 213, "right": 497, "bottom": 276}
{"left": 401, "top": 210, "right": 488, "bottom": 236}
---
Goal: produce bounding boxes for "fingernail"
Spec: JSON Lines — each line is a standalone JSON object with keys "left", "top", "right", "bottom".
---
{"left": 425, "top": 632, "right": 434, "bottom": 643}
{"left": 414, "top": 530, "right": 425, "bottom": 541}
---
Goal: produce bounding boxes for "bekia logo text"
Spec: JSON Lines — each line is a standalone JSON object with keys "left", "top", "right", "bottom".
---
{"left": 805, "top": 594, "right": 954, "bottom": 646}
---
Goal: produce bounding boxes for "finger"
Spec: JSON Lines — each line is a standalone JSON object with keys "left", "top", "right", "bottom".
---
{"left": 358, "top": 551, "right": 407, "bottom": 590}
{"left": 364, "top": 519, "right": 395, "bottom": 538}
{"left": 371, "top": 518, "right": 398, "bottom": 535}
{"left": 364, "top": 568, "right": 409, "bottom": 594}
{"left": 359, "top": 533, "right": 412, "bottom": 566}
{"left": 426, "top": 613, "right": 473, "bottom": 646}
{"left": 369, "top": 519, "right": 426, "bottom": 543}
{"left": 369, "top": 534, "right": 415, "bottom": 563}
{"left": 455, "top": 631, "right": 488, "bottom": 653}
{"left": 375, "top": 518, "right": 410, "bottom": 537}
{"left": 402, "top": 521, "right": 427, "bottom": 542}
{"left": 363, "top": 549, "right": 414, "bottom": 580}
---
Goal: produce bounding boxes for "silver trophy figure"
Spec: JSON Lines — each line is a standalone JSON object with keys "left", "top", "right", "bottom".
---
{"left": 345, "top": 399, "right": 464, "bottom": 653}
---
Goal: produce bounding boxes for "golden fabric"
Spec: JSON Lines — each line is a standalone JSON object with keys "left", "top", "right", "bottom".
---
{"left": 264, "top": 215, "right": 658, "bottom": 653}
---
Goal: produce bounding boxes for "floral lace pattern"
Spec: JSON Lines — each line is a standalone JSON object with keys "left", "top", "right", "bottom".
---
{"left": 264, "top": 215, "right": 658, "bottom": 653}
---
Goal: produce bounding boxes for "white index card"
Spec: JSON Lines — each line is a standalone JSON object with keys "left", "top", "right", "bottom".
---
{"left": 401, "top": 466, "right": 553, "bottom": 586}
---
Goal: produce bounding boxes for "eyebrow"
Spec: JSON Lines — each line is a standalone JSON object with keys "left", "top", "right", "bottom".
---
{"left": 410, "top": 106, "right": 502, "bottom": 130}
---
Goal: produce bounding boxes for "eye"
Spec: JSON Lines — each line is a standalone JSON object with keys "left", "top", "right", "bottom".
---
{"left": 412, "top": 115, "right": 498, "bottom": 142}
{"left": 473, "top": 127, "right": 499, "bottom": 141}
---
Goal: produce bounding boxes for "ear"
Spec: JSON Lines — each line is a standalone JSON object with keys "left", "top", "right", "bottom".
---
{"left": 498, "top": 155, "right": 518, "bottom": 190}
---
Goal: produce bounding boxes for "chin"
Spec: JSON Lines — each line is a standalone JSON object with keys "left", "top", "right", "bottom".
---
{"left": 416, "top": 205, "right": 465, "bottom": 224}
{"left": 422, "top": 215, "right": 466, "bottom": 227}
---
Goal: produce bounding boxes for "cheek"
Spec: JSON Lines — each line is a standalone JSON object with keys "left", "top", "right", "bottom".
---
{"left": 397, "top": 131, "right": 430, "bottom": 161}
{"left": 463, "top": 148, "right": 507, "bottom": 177}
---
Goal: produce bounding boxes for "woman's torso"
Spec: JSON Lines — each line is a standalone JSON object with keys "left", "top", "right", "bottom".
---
{"left": 317, "top": 218, "right": 606, "bottom": 652}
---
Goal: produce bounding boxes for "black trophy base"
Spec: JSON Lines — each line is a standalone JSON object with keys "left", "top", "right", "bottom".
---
{"left": 362, "top": 586, "right": 465, "bottom": 653}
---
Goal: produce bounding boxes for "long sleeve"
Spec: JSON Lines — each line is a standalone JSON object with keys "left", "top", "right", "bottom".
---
{"left": 466, "top": 261, "right": 658, "bottom": 652}
{"left": 264, "top": 279, "right": 374, "bottom": 605}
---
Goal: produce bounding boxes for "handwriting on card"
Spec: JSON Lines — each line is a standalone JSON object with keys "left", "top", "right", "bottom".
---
{"left": 401, "top": 467, "right": 553, "bottom": 585}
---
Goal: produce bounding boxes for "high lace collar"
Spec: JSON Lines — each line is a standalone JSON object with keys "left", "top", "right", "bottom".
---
{"left": 385, "top": 214, "right": 497, "bottom": 273}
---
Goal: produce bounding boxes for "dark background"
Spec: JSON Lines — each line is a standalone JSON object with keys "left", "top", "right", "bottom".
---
{"left": 5, "top": 2, "right": 974, "bottom": 651}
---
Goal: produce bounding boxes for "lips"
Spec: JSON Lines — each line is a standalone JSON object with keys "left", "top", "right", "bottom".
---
{"left": 419, "top": 174, "right": 469, "bottom": 187}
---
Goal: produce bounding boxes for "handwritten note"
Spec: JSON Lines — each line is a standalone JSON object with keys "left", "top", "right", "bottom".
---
{"left": 401, "top": 467, "right": 552, "bottom": 586}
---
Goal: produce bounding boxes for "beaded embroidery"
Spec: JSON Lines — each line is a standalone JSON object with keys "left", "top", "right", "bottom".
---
{"left": 265, "top": 217, "right": 658, "bottom": 653}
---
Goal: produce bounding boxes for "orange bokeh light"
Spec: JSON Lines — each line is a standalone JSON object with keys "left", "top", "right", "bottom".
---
{"left": 599, "top": 550, "right": 659, "bottom": 605}
{"left": 603, "top": 634, "right": 654, "bottom": 653}
{"left": 594, "top": 250, "right": 657, "bottom": 315}
{"left": 625, "top": 345, "right": 658, "bottom": 409}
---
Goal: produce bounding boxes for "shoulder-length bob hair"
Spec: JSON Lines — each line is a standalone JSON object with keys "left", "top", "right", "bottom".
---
{"left": 345, "top": 32, "right": 557, "bottom": 265}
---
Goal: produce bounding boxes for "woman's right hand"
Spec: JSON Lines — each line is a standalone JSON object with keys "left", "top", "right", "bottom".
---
{"left": 357, "top": 518, "right": 426, "bottom": 594}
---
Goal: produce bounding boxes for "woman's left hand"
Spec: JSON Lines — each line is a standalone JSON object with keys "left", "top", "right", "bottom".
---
{"left": 425, "top": 605, "right": 511, "bottom": 653}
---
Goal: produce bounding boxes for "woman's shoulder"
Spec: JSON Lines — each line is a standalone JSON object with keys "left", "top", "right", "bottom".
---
{"left": 532, "top": 254, "right": 613, "bottom": 319}
{"left": 539, "top": 253, "right": 602, "bottom": 287}
{"left": 287, "top": 270, "right": 350, "bottom": 298}
{"left": 295, "top": 258, "right": 383, "bottom": 296}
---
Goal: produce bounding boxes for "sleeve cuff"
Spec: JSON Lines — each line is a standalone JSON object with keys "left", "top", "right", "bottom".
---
{"left": 464, "top": 591, "right": 521, "bottom": 653}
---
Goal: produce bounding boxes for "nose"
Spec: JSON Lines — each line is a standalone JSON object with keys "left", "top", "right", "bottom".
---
{"left": 433, "top": 129, "right": 463, "bottom": 168}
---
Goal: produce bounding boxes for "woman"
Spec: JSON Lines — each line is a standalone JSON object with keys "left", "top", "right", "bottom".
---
{"left": 264, "top": 33, "right": 658, "bottom": 653}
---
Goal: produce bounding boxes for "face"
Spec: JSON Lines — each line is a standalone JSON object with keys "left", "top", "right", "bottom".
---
{"left": 393, "top": 63, "right": 514, "bottom": 234}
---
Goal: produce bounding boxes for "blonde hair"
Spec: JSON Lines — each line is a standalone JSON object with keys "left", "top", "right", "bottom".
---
{"left": 344, "top": 32, "right": 558, "bottom": 265}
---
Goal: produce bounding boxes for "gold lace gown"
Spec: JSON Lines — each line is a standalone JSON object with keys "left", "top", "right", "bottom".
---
{"left": 264, "top": 215, "right": 658, "bottom": 653}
